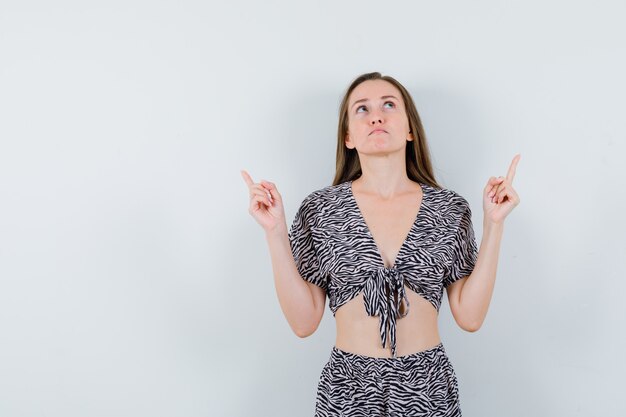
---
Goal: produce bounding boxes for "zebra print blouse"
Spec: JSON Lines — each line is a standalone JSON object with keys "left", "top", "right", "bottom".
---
{"left": 288, "top": 179, "right": 478, "bottom": 358}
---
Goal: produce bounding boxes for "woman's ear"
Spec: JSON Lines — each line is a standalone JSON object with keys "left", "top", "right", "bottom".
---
{"left": 345, "top": 133, "right": 354, "bottom": 149}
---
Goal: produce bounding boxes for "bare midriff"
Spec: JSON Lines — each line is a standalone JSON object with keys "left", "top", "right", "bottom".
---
{"left": 334, "top": 286, "right": 441, "bottom": 358}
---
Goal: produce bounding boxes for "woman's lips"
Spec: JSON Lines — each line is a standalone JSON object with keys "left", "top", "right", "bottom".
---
{"left": 370, "top": 129, "right": 387, "bottom": 135}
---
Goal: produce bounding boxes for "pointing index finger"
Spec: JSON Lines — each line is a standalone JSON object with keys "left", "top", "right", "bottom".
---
{"left": 240, "top": 169, "right": 254, "bottom": 187}
{"left": 506, "top": 154, "right": 521, "bottom": 183}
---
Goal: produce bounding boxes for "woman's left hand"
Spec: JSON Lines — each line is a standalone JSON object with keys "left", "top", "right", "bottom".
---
{"left": 483, "top": 154, "right": 521, "bottom": 224}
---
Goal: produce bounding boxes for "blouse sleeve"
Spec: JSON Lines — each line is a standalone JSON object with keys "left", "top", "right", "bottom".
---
{"left": 443, "top": 198, "right": 479, "bottom": 288}
{"left": 288, "top": 196, "right": 327, "bottom": 291}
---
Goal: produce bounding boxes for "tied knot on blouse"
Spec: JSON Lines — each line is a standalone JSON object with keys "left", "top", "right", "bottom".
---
{"left": 363, "top": 265, "right": 413, "bottom": 358}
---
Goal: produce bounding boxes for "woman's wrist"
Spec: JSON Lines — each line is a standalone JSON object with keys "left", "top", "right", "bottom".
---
{"left": 265, "top": 222, "right": 288, "bottom": 239}
{"left": 483, "top": 218, "right": 504, "bottom": 234}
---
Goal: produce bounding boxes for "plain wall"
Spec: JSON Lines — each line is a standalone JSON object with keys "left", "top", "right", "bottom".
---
{"left": 1, "top": 0, "right": 624, "bottom": 416}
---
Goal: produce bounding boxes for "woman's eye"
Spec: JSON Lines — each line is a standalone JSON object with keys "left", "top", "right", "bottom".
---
{"left": 356, "top": 102, "right": 395, "bottom": 113}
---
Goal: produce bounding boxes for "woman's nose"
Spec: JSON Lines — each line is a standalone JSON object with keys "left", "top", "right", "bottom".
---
{"left": 369, "top": 110, "right": 384, "bottom": 124}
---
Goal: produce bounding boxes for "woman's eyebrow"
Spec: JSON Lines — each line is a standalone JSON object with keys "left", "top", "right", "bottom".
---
{"left": 351, "top": 95, "right": 399, "bottom": 110}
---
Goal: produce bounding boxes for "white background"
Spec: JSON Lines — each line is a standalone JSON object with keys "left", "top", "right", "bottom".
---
{"left": 1, "top": 1, "right": 624, "bottom": 416}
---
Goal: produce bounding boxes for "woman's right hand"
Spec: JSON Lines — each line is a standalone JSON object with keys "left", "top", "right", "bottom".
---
{"left": 240, "top": 169, "right": 286, "bottom": 233}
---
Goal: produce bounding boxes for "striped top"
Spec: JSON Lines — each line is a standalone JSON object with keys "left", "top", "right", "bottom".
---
{"left": 288, "top": 179, "right": 478, "bottom": 357}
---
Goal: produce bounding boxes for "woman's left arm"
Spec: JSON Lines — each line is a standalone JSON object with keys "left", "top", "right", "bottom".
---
{"left": 447, "top": 154, "right": 521, "bottom": 331}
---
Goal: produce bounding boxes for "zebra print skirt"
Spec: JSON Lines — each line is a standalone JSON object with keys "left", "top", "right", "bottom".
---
{"left": 314, "top": 342, "right": 462, "bottom": 416}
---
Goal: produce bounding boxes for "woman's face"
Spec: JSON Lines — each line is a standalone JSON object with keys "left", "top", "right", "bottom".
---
{"left": 345, "top": 79, "right": 413, "bottom": 155}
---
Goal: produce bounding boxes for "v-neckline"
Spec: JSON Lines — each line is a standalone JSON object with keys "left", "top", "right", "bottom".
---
{"left": 347, "top": 180, "right": 428, "bottom": 270}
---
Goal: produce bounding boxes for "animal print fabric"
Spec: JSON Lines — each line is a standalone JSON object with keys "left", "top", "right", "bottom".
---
{"left": 314, "top": 342, "right": 462, "bottom": 416}
{"left": 288, "top": 180, "right": 478, "bottom": 358}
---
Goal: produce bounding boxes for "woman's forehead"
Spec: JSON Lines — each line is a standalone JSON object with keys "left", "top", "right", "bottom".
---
{"left": 349, "top": 80, "right": 403, "bottom": 105}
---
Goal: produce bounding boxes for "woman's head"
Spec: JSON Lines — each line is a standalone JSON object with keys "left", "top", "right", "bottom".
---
{"left": 332, "top": 72, "right": 440, "bottom": 188}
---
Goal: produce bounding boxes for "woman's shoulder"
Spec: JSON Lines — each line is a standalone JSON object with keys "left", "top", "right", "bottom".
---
{"left": 425, "top": 183, "right": 472, "bottom": 212}
{"left": 299, "top": 180, "right": 351, "bottom": 207}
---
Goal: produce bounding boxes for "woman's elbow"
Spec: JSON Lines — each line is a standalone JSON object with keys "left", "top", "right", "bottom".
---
{"left": 295, "top": 329, "right": 311, "bottom": 338}
{"left": 294, "top": 323, "right": 318, "bottom": 338}
{"left": 461, "top": 319, "right": 482, "bottom": 333}
{"left": 292, "top": 314, "right": 322, "bottom": 338}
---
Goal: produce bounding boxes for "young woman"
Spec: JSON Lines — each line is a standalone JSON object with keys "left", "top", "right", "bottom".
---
{"left": 241, "top": 72, "right": 520, "bottom": 416}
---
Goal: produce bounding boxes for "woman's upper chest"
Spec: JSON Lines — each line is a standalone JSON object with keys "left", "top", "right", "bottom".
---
{"left": 350, "top": 182, "right": 425, "bottom": 269}
{"left": 315, "top": 181, "right": 456, "bottom": 278}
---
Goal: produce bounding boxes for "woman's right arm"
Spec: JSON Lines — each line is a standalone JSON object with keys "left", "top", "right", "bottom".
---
{"left": 265, "top": 225, "right": 326, "bottom": 337}
{"left": 241, "top": 170, "right": 325, "bottom": 338}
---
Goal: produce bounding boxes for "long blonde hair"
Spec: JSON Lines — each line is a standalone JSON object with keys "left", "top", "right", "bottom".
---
{"left": 332, "top": 72, "right": 441, "bottom": 189}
